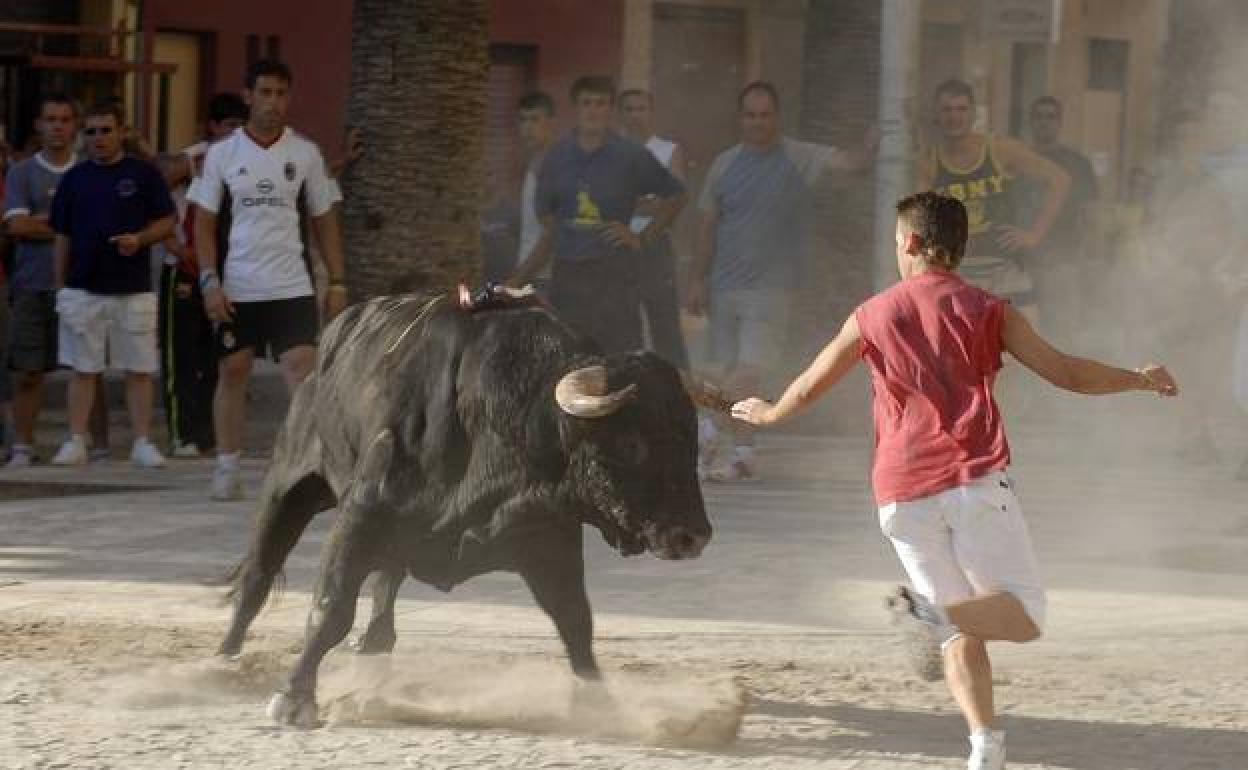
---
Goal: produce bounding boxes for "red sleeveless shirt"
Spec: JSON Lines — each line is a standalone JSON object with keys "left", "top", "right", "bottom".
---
{"left": 854, "top": 271, "right": 1010, "bottom": 504}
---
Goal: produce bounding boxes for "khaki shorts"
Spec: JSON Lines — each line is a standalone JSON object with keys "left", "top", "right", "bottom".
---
{"left": 708, "top": 288, "right": 789, "bottom": 373}
{"left": 879, "top": 468, "right": 1046, "bottom": 631}
{"left": 57, "top": 289, "right": 159, "bottom": 374}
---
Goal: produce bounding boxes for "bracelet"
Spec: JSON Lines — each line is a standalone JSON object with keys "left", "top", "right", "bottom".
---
{"left": 1133, "top": 367, "right": 1153, "bottom": 391}
{"left": 199, "top": 271, "right": 221, "bottom": 292}
{"left": 327, "top": 284, "right": 348, "bottom": 294}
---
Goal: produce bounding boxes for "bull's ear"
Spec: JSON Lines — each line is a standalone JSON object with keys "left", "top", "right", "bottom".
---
{"left": 555, "top": 365, "right": 636, "bottom": 418}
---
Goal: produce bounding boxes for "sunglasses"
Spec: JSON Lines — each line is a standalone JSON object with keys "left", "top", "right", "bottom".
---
{"left": 84, "top": 126, "right": 115, "bottom": 136}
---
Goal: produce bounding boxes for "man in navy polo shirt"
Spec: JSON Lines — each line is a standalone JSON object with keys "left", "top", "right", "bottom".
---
{"left": 48, "top": 100, "right": 175, "bottom": 467}
{"left": 510, "top": 75, "right": 686, "bottom": 353}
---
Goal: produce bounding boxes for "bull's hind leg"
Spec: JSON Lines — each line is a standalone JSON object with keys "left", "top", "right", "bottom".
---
{"left": 351, "top": 566, "right": 405, "bottom": 654}
{"left": 219, "top": 472, "right": 336, "bottom": 657}
{"left": 268, "top": 431, "right": 395, "bottom": 727}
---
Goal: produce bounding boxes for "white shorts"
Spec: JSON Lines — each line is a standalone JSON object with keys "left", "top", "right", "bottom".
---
{"left": 56, "top": 289, "right": 159, "bottom": 374}
{"left": 879, "top": 469, "right": 1046, "bottom": 631}
{"left": 708, "top": 288, "right": 789, "bottom": 372}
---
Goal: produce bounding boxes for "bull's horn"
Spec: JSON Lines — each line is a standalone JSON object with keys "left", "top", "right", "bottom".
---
{"left": 555, "top": 366, "right": 637, "bottom": 418}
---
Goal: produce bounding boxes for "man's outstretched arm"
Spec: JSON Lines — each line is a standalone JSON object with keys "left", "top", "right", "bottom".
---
{"left": 1002, "top": 304, "right": 1176, "bottom": 396}
{"left": 731, "top": 313, "right": 864, "bottom": 426}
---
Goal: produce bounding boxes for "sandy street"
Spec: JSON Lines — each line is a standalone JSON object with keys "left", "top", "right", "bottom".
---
{"left": 1, "top": 414, "right": 1246, "bottom": 769}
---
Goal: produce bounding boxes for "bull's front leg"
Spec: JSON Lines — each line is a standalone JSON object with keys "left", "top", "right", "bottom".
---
{"left": 268, "top": 431, "right": 395, "bottom": 728}
{"left": 516, "top": 525, "right": 598, "bottom": 679}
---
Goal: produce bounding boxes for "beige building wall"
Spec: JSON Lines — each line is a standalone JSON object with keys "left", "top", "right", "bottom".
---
{"left": 619, "top": 0, "right": 809, "bottom": 131}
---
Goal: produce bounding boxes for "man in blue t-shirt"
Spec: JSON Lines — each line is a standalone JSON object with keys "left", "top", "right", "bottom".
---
{"left": 48, "top": 100, "right": 175, "bottom": 468}
{"left": 510, "top": 75, "right": 685, "bottom": 354}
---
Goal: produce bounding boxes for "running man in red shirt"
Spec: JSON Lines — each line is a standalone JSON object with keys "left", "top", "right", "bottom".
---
{"left": 730, "top": 191, "right": 1177, "bottom": 770}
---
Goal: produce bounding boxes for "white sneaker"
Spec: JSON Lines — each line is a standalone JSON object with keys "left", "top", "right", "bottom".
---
{"left": 130, "top": 439, "right": 167, "bottom": 468}
{"left": 5, "top": 446, "right": 34, "bottom": 468}
{"left": 51, "top": 437, "right": 88, "bottom": 466}
{"left": 968, "top": 729, "right": 1006, "bottom": 770}
{"left": 211, "top": 464, "right": 244, "bottom": 501}
{"left": 172, "top": 441, "right": 201, "bottom": 458}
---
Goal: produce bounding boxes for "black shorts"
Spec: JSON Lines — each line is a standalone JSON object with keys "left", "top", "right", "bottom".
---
{"left": 216, "top": 296, "right": 319, "bottom": 361}
{"left": 6, "top": 288, "right": 58, "bottom": 374}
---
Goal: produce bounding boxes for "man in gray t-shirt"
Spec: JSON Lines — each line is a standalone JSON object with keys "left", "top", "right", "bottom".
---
{"left": 687, "top": 82, "right": 862, "bottom": 482}
{"left": 2, "top": 95, "right": 106, "bottom": 467}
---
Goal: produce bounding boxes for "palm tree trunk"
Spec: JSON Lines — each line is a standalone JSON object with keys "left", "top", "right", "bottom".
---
{"left": 341, "top": 0, "right": 489, "bottom": 300}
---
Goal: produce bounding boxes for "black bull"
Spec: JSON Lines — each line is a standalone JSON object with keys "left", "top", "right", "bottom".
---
{"left": 217, "top": 293, "right": 713, "bottom": 726}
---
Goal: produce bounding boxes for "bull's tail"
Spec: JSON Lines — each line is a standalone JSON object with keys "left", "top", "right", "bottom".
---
{"left": 216, "top": 562, "right": 286, "bottom": 608}
{"left": 218, "top": 473, "right": 333, "bottom": 611}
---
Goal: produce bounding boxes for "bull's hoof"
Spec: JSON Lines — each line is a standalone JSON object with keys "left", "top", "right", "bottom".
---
{"left": 266, "top": 691, "right": 320, "bottom": 728}
{"left": 570, "top": 679, "right": 617, "bottom": 716}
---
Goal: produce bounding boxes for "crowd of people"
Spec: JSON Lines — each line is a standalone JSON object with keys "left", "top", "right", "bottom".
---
{"left": 486, "top": 75, "right": 1248, "bottom": 482}
{"left": 0, "top": 59, "right": 357, "bottom": 499}
{"left": 0, "top": 66, "right": 1241, "bottom": 487}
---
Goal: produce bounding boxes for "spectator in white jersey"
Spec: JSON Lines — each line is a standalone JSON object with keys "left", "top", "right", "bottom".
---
{"left": 618, "top": 88, "right": 690, "bottom": 369}
{"left": 688, "top": 81, "right": 871, "bottom": 482}
{"left": 157, "top": 92, "right": 248, "bottom": 459}
{"left": 191, "top": 59, "right": 347, "bottom": 501}
{"left": 515, "top": 91, "right": 556, "bottom": 290}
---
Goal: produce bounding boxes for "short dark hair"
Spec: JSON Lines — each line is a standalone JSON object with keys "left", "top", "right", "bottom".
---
{"left": 1030, "top": 95, "right": 1061, "bottom": 115}
{"left": 85, "top": 99, "right": 125, "bottom": 126}
{"left": 517, "top": 90, "right": 555, "bottom": 116}
{"left": 206, "top": 92, "right": 248, "bottom": 124}
{"left": 934, "top": 78, "right": 975, "bottom": 104}
{"left": 618, "top": 88, "right": 653, "bottom": 107}
{"left": 246, "top": 59, "right": 292, "bottom": 90}
{"left": 38, "top": 93, "right": 79, "bottom": 119}
{"left": 569, "top": 75, "right": 616, "bottom": 104}
{"left": 896, "top": 191, "right": 968, "bottom": 269}
{"left": 738, "top": 81, "right": 780, "bottom": 111}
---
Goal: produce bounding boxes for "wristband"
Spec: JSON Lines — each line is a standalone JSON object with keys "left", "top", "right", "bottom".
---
{"left": 199, "top": 271, "right": 221, "bottom": 292}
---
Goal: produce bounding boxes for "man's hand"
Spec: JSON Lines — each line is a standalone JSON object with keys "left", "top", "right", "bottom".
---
{"left": 598, "top": 222, "right": 641, "bottom": 250}
{"left": 325, "top": 287, "right": 348, "bottom": 321}
{"left": 203, "top": 286, "right": 234, "bottom": 323}
{"left": 684, "top": 276, "right": 708, "bottom": 316}
{"left": 109, "top": 233, "right": 143, "bottom": 257}
{"left": 995, "top": 224, "right": 1042, "bottom": 252}
{"left": 731, "top": 397, "right": 775, "bottom": 426}
{"left": 1137, "top": 364, "right": 1178, "bottom": 397}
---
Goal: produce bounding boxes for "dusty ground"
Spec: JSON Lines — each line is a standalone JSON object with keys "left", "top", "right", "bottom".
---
{"left": 1, "top": 405, "right": 1246, "bottom": 769}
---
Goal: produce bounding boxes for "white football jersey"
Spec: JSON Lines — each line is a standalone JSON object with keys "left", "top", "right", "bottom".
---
{"left": 189, "top": 127, "right": 342, "bottom": 302}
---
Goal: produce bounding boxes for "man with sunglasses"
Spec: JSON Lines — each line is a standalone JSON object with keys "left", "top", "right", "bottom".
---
{"left": 48, "top": 100, "right": 175, "bottom": 468}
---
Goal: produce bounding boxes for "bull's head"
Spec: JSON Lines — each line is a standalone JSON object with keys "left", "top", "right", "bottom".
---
{"left": 555, "top": 353, "right": 712, "bottom": 560}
